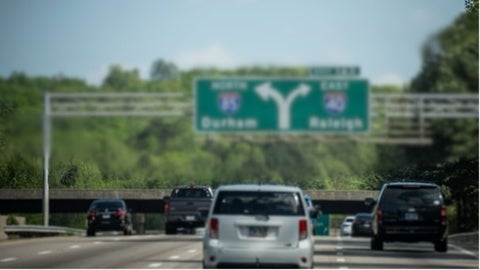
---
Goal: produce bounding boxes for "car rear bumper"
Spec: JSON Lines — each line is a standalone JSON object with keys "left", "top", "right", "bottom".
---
{"left": 88, "top": 219, "right": 128, "bottom": 231}
{"left": 203, "top": 239, "right": 313, "bottom": 268}
{"left": 166, "top": 213, "right": 207, "bottom": 227}
{"left": 379, "top": 225, "right": 448, "bottom": 242}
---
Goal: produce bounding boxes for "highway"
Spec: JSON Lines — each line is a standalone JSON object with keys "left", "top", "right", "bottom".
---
{"left": 0, "top": 233, "right": 477, "bottom": 269}
{"left": 0, "top": 234, "right": 479, "bottom": 269}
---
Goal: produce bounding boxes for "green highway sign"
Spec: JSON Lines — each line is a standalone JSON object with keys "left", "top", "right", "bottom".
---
{"left": 194, "top": 77, "right": 369, "bottom": 133}
{"left": 310, "top": 66, "right": 361, "bottom": 76}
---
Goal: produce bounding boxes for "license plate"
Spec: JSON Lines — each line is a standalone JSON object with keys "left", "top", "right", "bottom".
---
{"left": 102, "top": 214, "right": 110, "bottom": 219}
{"left": 185, "top": 215, "right": 195, "bottom": 221}
{"left": 405, "top": 213, "right": 418, "bottom": 220}
{"left": 249, "top": 226, "right": 267, "bottom": 237}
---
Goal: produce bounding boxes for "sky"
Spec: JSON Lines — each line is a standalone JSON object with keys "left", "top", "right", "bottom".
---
{"left": 0, "top": 0, "right": 466, "bottom": 86}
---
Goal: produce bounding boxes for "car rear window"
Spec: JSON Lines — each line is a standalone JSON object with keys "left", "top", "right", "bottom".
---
{"left": 90, "top": 201, "right": 125, "bottom": 210}
{"left": 171, "top": 188, "right": 212, "bottom": 198}
{"left": 381, "top": 186, "right": 442, "bottom": 206}
{"left": 355, "top": 215, "right": 371, "bottom": 221}
{"left": 213, "top": 191, "right": 305, "bottom": 216}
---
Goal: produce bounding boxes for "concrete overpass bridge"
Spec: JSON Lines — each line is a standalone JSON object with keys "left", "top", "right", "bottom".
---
{"left": 0, "top": 189, "right": 379, "bottom": 215}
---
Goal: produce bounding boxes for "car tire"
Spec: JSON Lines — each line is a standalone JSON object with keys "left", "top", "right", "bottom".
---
{"left": 371, "top": 235, "right": 383, "bottom": 250}
{"left": 434, "top": 239, "right": 448, "bottom": 252}
{"left": 165, "top": 222, "right": 176, "bottom": 235}
{"left": 86, "top": 228, "right": 95, "bottom": 237}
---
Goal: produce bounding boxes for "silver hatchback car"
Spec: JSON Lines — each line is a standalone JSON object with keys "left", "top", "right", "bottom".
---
{"left": 203, "top": 184, "right": 314, "bottom": 268}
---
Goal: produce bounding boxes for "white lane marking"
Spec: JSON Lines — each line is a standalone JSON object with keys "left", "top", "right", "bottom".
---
{"left": 0, "top": 257, "right": 17, "bottom": 262}
{"left": 450, "top": 244, "right": 479, "bottom": 258}
{"left": 148, "top": 263, "right": 162, "bottom": 268}
{"left": 38, "top": 250, "right": 52, "bottom": 255}
{"left": 335, "top": 246, "right": 343, "bottom": 250}
{"left": 70, "top": 245, "right": 80, "bottom": 249}
{"left": 336, "top": 258, "right": 346, "bottom": 262}
{"left": 169, "top": 255, "right": 180, "bottom": 260}
{"left": 339, "top": 267, "right": 349, "bottom": 269}
{"left": 188, "top": 249, "right": 196, "bottom": 253}
{"left": 93, "top": 241, "right": 102, "bottom": 245}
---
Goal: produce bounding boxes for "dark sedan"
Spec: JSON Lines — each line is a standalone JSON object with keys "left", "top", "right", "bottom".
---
{"left": 86, "top": 199, "right": 133, "bottom": 236}
{"left": 351, "top": 213, "right": 372, "bottom": 237}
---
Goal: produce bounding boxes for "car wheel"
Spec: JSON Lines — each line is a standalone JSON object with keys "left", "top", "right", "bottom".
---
{"left": 434, "top": 239, "right": 448, "bottom": 252}
{"left": 165, "top": 222, "right": 176, "bottom": 235}
{"left": 86, "top": 228, "right": 95, "bottom": 237}
{"left": 371, "top": 235, "right": 383, "bottom": 250}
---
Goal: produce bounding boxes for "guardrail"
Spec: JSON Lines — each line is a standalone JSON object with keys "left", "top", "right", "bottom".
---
{"left": 4, "top": 225, "right": 85, "bottom": 238}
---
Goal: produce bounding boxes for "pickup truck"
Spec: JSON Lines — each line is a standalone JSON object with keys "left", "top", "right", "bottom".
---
{"left": 164, "top": 185, "right": 214, "bottom": 234}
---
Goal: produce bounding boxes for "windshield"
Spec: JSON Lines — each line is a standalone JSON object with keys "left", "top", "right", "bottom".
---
{"left": 213, "top": 191, "right": 305, "bottom": 216}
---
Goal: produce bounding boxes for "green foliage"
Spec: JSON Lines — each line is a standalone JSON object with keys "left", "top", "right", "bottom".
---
{"left": 150, "top": 59, "right": 179, "bottom": 82}
{"left": 102, "top": 64, "right": 143, "bottom": 91}
{"left": 409, "top": 7, "right": 478, "bottom": 162}
{"left": 6, "top": 214, "right": 19, "bottom": 225}
{"left": 50, "top": 213, "right": 85, "bottom": 229}
{"left": 0, "top": 154, "right": 41, "bottom": 188}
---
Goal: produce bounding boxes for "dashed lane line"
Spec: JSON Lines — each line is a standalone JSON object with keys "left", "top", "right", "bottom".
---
{"left": 38, "top": 250, "right": 52, "bottom": 255}
{"left": 148, "top": 263, "right": 163, "bottom": 268}
{"left": 0, "top": 258, "right": 17, "bottom": 263}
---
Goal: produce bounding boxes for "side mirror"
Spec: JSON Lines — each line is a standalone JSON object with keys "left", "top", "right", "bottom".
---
{"left": 364, "top": 197, "right": 376, "bottom": 206}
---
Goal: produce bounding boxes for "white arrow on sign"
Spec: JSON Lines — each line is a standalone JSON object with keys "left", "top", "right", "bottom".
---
{"left": 255, "top": 82, "right": 311, "bottom": 130}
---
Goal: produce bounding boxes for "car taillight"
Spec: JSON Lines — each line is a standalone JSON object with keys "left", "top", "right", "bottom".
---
{"left": 208, "top": 218, "right": 219, "bottom": 239}
{"left": 299, "top": 219, "right": 308, "bottom": 240}
{"left": 115, "top": 209, "right": 126, "bottom": 217}
{"left": 440, "top": 205, "right": 447, "bottom": 225}
{"left": 164, "top": 201, "right": 170, "bottom": 214}
{"left": 376, "top": 206, "right": 383, "bottom": 223}
{"left": 87, "top": 210, "right": 97, "bottom": 217}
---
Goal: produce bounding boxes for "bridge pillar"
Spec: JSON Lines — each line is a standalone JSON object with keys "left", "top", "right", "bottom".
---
{"left": 0, "top": 215, "right": 8, "bottom": 240}
{"left": 133, "top": 213, "right": 146, "bottom": 234}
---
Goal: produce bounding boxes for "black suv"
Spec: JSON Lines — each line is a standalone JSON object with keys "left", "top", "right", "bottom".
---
{"left": 86, "top": 199, "right": 133, "bottom": 237}
{"left": 365, "top": 182, "right": 448, "bottom": 252}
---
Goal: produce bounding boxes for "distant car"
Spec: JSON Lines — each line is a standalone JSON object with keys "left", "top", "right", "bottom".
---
{"left": 340, "top": 215, "right": 355, "bottom": 236}
{"left": 86, "top": 199, "right": 133, "bottom": 237}
{"left": 351, "top": 213, "right": 372, "bottom": 237}
{"left": 365, "top": 182, "right": 448, "bottom": 252}
{"left": 203, "top": 184, "right": 314, "bottom": 268}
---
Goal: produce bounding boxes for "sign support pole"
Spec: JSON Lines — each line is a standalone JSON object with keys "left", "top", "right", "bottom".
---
{"left": 42, "top": 92, "right": 51, "bottom": 226}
